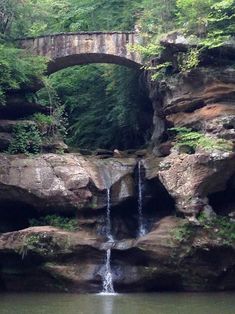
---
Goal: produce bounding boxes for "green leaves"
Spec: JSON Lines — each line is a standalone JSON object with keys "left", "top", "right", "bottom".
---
{"left": 37, "top": 64, "right": 150, "bottom": 150}
{"left": 29, "top": 215, "right": 78, "bottom": 231}
{"left": 178, "top": 48, "right": 201, "bottom": 72}
{"left": 170, "top": 127, "right": 233, "bottom": 152}
{"left": 8, "top": 123, "right": 42, "bottom": 154}
{"left": 176, "top": 0, "right": 235, "bottom": 47}
{"left": 198, "top": 213, "right": 235, "bottom": 244}
{"left": 0, "top": 44, "right": 47, "bottom": 105}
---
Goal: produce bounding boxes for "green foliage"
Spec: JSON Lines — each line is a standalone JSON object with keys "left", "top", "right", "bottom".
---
{"left": 178, "top": 48, "right": 201, "bottom": 72}
{"left": 0, "top": 44, "right": 47, "bottom": 105}
{"left": 32, "top": 113, "right": 54, "bottom": 127}
{"left": 137, "top": 0, "right": 177, "bottom": 35}
{"left": 37, "top": 78, "right": 68, "bottom": 139}
{"left": 148, "top": 62, "right": 172, "bottom": 81}
{"left": 0, "top": 0, "right": 26, "bottom": 37}
{"left": 37, "top": 64, "right": 151, "bottom": 150}
{"left": 172, "top": 214, "right": 235, "bottom": 245}
{"left": 128, "top": 43, "right": 164, "bottom": 59}
{"left": 176, "top": 0, "right": 235, "bottom": 47}
{"left": 170, "top": 127, "right": 233, "bottom": 152}
{"left": 8, "top": 123, "right": 42, "bottom": 154}
{"left": 172, "top": 222, "right": 194, "bottom": 242}
{"left": 4, "top": 0, "right": 141, "bottom": 38}
{"left": 29, "top": 215, "right": 78, "bottom": 231}
{"left": 19, "top": 234, "right": 41, "bottom": 259}
{"left": 176, "top": 0, "right": 213, "bottom": 34}
{"left": 128, "top": 43, "right": 171, "bottom": 81}
{"left": 198, "top": 213, "right": 235, "bottom": 244}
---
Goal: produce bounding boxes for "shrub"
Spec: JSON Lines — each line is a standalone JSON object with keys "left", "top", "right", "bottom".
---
{"left": 32, "top": 113, "right": 55, "bottom": 136}
{"left": 29, "top": 215, "right": 78, "bottom": 232}
{"left": 19, "top": 234, "right": 41, "bottom": 259}
{"left": 32, "top": 113, "right": 54, "bottom": 126}
{"left": 8, "top": 123, "right": 42, "bottom": 154}
{"left": 178, "top": 48, "right": 201, "bottom": 72}
{"left": 172, "top": 222, "right": 195, "bottom": 242}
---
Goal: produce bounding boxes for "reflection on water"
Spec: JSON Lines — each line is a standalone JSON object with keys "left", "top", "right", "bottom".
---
{"left": 101, "top": 295, "right": 114, "bottom": 314}
{"left": 0, "top": 292, "right": 235, "bottom": 314}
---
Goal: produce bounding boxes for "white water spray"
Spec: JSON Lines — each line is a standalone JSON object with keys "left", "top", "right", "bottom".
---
{"left": 137, "top": 160, "right": 146, "bottom": 237}
{"left": 102, "top": 248, "right": 115, "bottom": 294}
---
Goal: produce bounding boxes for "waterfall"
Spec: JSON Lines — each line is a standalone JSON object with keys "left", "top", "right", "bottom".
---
{"left": 101, "top": 188, "right": 115, "bottom": 294}
{"left": 137, "top": 160, "right": 146, "bottom": 237}
{"left": 102, "top": 248, "right": 115, "bottom": 294}
{"left": 106, "top": 188, "right": 113, "bottom": 242}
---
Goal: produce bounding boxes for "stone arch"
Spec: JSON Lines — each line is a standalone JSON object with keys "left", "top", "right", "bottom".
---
{"left": 47, "top": 53, "right": 141, "bottom": 74}
{"left": 18, "top": 32, "right": 142, "bottom": 74}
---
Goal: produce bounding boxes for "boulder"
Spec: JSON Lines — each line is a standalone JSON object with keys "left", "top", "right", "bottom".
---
{"left": 158, "top": 151, "right": 235, "bottom": 216}
{"left": 0, "top": 153, "right": 137, "bottom": 213}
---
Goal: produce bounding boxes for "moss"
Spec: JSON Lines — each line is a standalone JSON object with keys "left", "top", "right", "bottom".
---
{"left": 171, "top": 222, "right": 195, "bottom": 242}
{"left": 198, "top": 213, "right": 235, "bottom": 245}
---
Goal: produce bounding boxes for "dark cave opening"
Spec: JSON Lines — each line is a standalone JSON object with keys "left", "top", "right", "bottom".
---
{"left": 109, "top": 175, "right": 176, "bottom": 240}
{"left": 0, "top": 200, "right": 39, "bottom": 233}
{"left": 143, "top": 177, "right": 176, "bottom": 217}
{"left": 208, "top": 176, "right": 235, "bottom": 216}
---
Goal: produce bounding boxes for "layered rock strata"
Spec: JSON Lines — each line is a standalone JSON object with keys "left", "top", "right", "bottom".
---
{"left": 0, "top": 217, "right": 234, "bottom": 293}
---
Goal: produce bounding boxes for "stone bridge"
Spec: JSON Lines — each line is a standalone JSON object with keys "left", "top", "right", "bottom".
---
{"left": 18, "top": 32, "right": 142, "bottom": 73}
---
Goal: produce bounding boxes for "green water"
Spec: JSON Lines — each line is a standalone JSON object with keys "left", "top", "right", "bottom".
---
{"left": 0, "top": 292, "right": 234, "bottom": 314}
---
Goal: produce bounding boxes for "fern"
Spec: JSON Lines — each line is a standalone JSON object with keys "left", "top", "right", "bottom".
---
{"left": 170, "top": 127, "right": 233, "bottom": 152}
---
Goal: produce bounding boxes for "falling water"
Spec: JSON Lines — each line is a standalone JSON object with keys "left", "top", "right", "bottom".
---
{"left": 106, "top": 188, "right": 113, "bottom": 242}
{"left": 102, "top": 248, "right": 115, "bottom": 294}
{"left": 137, "top": 160, "right": 146, "bottom": 237}
{"left": 101, "top": 188, "right": 115, "bottom": 294}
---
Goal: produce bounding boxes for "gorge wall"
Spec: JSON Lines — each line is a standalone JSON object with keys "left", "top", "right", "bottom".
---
{"left": 0, "top": 40, "right": 235, "bottom": 293}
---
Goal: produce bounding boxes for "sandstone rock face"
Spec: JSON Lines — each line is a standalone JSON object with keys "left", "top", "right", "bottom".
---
{"left": 0, "top": 217, "right": 234, "bottom": 293}
{"left": 150, "top": 66, "right": 235, "bottom": 149}
{"left": 0, "top": 153, "right": 136, "bottom": 213}
{"left": 0, "top": 226, "right": 104, "bottom": 292}
{"left": 158, "top": 151, "right": 235, "bottom": 216}
{"left": 148, "top": 64, "right": 235, "bottom": 216}
{"left": 162, "top": 67, "right": 235, "bottom": 151}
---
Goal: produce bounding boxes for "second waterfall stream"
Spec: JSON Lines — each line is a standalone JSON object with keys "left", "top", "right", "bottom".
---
{"left": 101, "top": 161, "right": 146, "bottom": 294}
{"left": 101, "top": 188, "right": 115, "bottom": 294}
{"left": 137, "top": 160, "right": 146, "bottom": 237}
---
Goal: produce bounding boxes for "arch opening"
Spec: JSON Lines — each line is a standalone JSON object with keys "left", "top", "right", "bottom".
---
{"left": 37, "top": 63, "right": 153, "bottom": 151}
{"left": 48, "top": 53, "right": 141, "bottom": 74}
